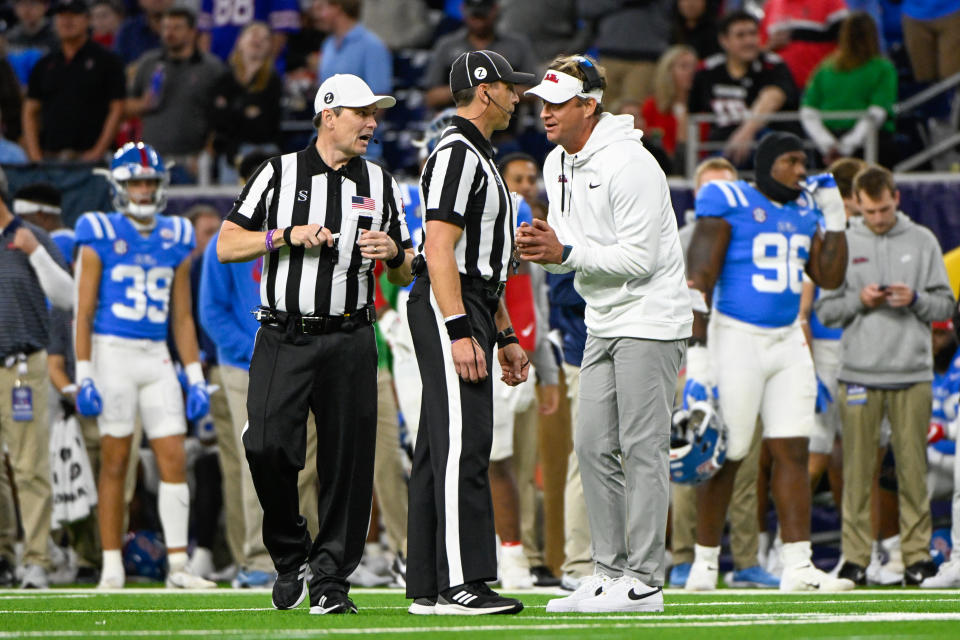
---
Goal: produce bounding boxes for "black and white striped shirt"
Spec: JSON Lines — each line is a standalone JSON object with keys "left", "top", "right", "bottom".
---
{"left": 419, "top": 116, "right": 515, "bottom": 283}
{"left": 227, "top": 141, "right": 411, "bottom": 316}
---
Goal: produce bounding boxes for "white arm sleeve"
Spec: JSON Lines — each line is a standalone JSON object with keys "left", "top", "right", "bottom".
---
{"left": 800, "top": 107, "right": 838, "bottom": 156}
{"left": 29, "top": 245, "right": 74, "bottom": 310}
{"left": 839, "top": 106, "right": 888, "bottom": 154}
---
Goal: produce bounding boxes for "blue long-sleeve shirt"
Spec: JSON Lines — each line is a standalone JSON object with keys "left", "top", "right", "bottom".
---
{"left": 198, "top": 231, "right": 261, "bottom": 370}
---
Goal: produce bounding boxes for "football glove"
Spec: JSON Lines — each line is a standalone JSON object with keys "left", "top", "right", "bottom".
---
{"left": 683, "top": 344, "right": 717, "bottom": 409}
{"left": 186, "top": 382, "right": 210, "bottom": 422}
{"left": 815, "top": 376, "right": 833, "bottom": 414}
{"left": 76, "top": 379, "right": 103, "bottom": 417}
{"left": 805, "top": 173, "right": 846, "bottom": 232}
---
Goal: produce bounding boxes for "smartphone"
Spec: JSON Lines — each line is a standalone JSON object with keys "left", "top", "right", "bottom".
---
{"left": 878, "top": 285, "right": 888, "bottom": 291}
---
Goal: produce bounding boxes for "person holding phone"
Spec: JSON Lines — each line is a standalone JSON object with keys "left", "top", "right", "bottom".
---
{"left": 816, "top": 165, "right": 955, "bottom": 587}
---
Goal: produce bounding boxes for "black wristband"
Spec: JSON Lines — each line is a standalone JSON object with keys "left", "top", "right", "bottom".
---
{"left": 385, "top": 236, "right": 405, "bottom": 269}
{"left": 496, "top": 326, "right": 519, "bottom": 349}
{"left": 445, "top": 315, "right": 473, "bottom": 341}
{"left": 282, "top": 226, "right": 293, "bottom": 247}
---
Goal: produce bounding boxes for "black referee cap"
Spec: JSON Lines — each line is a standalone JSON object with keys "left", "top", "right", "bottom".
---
{"left": 449, "top": 50, "right": 535, "bottom": 94}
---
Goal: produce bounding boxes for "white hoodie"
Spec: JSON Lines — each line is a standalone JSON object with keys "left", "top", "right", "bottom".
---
{"left": 541, "top": 113, "right": 692, "bottom": 340}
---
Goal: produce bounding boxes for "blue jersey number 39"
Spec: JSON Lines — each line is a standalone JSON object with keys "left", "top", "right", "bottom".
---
{"left": 751, "top": 233, "right": 810, "bottom": 294}
{"left": 110, "top": 265, "right": 174, "bottom": 323}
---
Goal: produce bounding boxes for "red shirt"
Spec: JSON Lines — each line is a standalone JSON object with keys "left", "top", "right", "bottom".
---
{"left": 641, "top": 97, "right": 678, "bottom": 155}
{"left": 760, "top": 0, "right": 848, "bottom": 89}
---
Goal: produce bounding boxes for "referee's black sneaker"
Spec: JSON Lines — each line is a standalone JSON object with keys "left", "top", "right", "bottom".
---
{"left": 408, "top": 596, "right": 437, "bottom": 615}
{"left": 272, "top": 562, "right": 308, "bottom": 610}
{"left": 837, "top": 561, "right": 867, "bottom": 586}
{"left": 310, "top": 590, "right": 358, "bottom": 615}
{"left": 435, "top": 581, "right": 523, "bottom": 615}
{"left": 904, "top": 560, "right": 937, "bottom": 586}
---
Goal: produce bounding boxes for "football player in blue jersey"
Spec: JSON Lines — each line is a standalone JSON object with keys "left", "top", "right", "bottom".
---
{"left": 73, "top": 143, "right": 216, "bottom": 590}
{"left": 684, "top": 132, "right": 853, "bottom": 591}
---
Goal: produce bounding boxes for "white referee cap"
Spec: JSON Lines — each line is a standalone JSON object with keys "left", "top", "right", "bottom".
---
{"left": 314, "top": 74, "right": 396, "bottom": 114}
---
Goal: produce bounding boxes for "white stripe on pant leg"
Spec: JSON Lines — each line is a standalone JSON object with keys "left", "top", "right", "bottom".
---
{"left": 428, "top": 288, "right": 465, "bottom": 588}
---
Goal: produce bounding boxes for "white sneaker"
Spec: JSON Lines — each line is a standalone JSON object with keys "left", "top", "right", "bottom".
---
{"left": 828, "top": 554, "right": 845, "bottom": 579}
{"left": 499, "top": 545, "right": 534, "bottom": 590}
{"left": 19, "top": 564, "right": 49, "bottom": 589}
{"left": 97, "top": 571, "right": 125, "bottom": 589}
{"left": 559, "top": 573, "right": 582, "bottom": 591}
{"left": 920, "top": 559, "right": 960, "bottom": 588}
{"left": 166, "top": 570, "right": 217, "bottom": 589}
{"left": 766, "top": 537, "right": 784, "bottom": 578}
{"left": 684, "top": 559, "right": 717, "bottom": 591}
{"left": 347, "top": 561, "right": 392, "bottom": 587}
{"left": 780, "top": 562, "right": 855, "bottom": 592}
{"left": 545, "top": 573, "right": 611, "bottom": 613}
{"left": 577, "top": 576, "right": 664, "bottom": 613}
{"left": 186, "top": 547, "right": 216, "bottom": 581}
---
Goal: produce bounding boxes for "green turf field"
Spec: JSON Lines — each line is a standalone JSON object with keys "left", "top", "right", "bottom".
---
{"left": 2, "top": 587, "right": 959, "bottom": 639}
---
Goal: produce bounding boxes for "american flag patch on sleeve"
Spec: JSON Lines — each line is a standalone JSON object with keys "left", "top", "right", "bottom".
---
{"left": 351, "top": 196, "right": 376, "bottom": 210}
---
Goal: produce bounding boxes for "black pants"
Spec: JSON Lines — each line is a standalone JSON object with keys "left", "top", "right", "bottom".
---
{"left": 243, "top": 322, "right": 377, "bottom": 594}
{"left": 405, "top": 275, "right": 500, "bottom": 598}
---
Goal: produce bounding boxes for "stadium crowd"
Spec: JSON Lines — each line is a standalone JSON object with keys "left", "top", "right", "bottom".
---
{"left": 1, "top": 0, "right": 960, "bottom": 607}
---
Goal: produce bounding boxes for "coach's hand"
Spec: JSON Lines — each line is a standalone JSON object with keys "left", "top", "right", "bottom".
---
{"left": 452, "top": 337, "right": 487, "bottom": 383}
{"left": 289, "top": 224, "right": 336, "bottom": 249}
{"left": 516, "top": 220, "right": 564, "bottom": 265}
{"left": 498, "top": 342, "right": 529, "bottom": 387}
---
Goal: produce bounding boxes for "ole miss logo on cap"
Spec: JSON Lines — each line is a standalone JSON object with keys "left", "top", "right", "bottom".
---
{"left": 545, "top": 73, "right": 559, "bottom": 83}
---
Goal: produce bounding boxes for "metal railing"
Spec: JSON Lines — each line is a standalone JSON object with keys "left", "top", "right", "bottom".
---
{"left": 683, "top": 71, "right": 960, "bottom": 178}
{"left": 684, "top": 109, "right": 878, "bottom": 178}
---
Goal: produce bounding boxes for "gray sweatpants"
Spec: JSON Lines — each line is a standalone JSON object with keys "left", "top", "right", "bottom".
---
{"left": 575, "top": 335, "right": 684, "bottom": 586}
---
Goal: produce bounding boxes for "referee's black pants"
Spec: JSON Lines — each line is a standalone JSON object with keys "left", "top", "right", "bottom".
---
{"left": 243, "top": 322, "right": 377, "bottom": 595}
{"left": 405, "top": 275, "right": 500, "bottom": 598}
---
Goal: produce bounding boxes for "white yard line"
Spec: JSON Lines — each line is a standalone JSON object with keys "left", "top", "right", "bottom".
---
{"left": 3, "top": 613, "right": 960, "bottom": 638}
{"left": 1, "top": 587, "right": 956, "bottom": 596}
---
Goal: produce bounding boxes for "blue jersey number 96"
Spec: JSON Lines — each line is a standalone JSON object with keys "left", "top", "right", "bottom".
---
{"left": 751, "top": 233, "right": 810, "bottom": 295}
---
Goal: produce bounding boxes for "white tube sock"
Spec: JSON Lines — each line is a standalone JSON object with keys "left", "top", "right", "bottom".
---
{"left": 102, "top": 549, "right": 124, "bottom": 577}
{"left": 781, "top": 540, "right": 813, "bottom": 569}
{"left": 158, "top": 481, "right": 189, "bottom": 552}
{"left": 694, "top": 544, "right": 720, "bottom": 566}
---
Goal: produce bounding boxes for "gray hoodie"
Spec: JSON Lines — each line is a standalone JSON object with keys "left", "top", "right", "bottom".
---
{"left": 815, "top": 213, "right": 955, "bottom": 386}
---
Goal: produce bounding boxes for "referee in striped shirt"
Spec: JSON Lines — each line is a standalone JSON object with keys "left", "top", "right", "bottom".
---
{"left": 217, "top": 74, "right": 414, "bottom": 615}
{"left": 406, "top": 50, "right": 534, "bottom": 616}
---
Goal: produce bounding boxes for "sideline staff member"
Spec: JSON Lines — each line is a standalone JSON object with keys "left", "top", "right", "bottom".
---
{"left": 217, "top": 74, "right": 413, "bottom": 615}
{"left": 517, "top": 54, "right": 692, "bottom": 613}
{"left": 406, "top": 50, "right": 534, "bottom": 616}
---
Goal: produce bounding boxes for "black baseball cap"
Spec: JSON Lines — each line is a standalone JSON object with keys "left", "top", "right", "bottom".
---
{"left": 52, "top": 0, "right": 89, "bottom": 13}
{"left": 463, "top": 0, "right": 496, "bottom": 15}
{"left": 449, "top": 50, "right": 536, "bottom": 94}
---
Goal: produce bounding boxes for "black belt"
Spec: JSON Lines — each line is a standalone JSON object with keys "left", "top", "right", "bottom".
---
{"left": 412, "top": 255, "right": 505, "bottom": 298}
{"left": 460, "top": 274, "right": 505, "bottom": 298}
{"left": 254, "top": 306, "right": 376, "bottom": 335}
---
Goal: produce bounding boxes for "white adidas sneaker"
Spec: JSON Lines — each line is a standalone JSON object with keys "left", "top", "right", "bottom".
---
{"left": 545, "top": 573, "right": 611, "bottom": 613}
{"left": 780, "top": 562, "right": 855, "bottom": 592}
{"left": 684, "top": 559, "right": 718, "bottom": 591}
{"left": 577, "top": 576, "right": 664, "bottom": 613}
